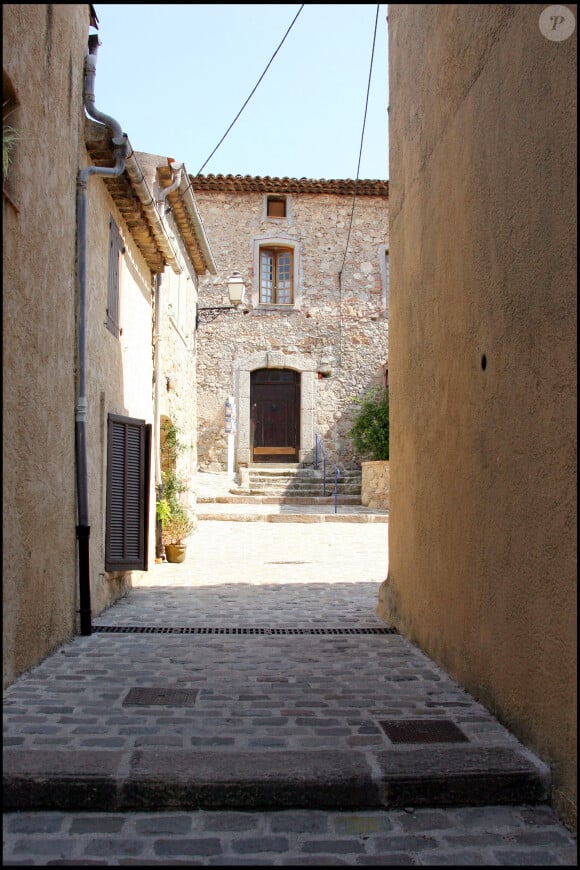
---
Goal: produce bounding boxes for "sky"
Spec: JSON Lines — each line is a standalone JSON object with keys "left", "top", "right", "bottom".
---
{"left": 90, "top": 4, "right": 389, "bottom": 181}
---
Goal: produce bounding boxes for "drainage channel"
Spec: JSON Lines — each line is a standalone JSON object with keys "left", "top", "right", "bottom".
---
{"left": 93, "top": 626, "right": 398, "bottom": 635}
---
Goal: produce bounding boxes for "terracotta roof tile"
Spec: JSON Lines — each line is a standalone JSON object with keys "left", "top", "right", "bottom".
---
{"left": 190, "top": 174, "right": 389, "bottom": 197}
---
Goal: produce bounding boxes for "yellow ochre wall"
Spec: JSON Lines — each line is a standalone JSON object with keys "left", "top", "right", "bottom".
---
{"left": 381, "top": 4, "right": 576, "bottom": 829}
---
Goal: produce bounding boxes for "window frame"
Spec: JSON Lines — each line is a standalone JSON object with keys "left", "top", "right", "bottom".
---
{"left": 378, "top": 244, "right": 389, "bottom": 313}
{"left": 266, "top": 195, "right": 287, "bottom": 219}
{"left": 259, "top": 245, "right": 294, "bottom": 306}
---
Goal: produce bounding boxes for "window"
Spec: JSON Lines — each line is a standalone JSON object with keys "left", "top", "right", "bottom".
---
{"left": 105, "top": 414, "right": 151, "bottom": 571}
{"left": 266, "top": 195, "right": 287, "bottom": 218}
{"left": 106, "top": 217, "right": 123, "bottom": 338}
{"left": 379, "top": 244, "right": 389, "bottom": 312}
{"left": 168, "top": 269, "right": 188, "bottom": 335}
{"left": 260, "top": 246, "right": 293, "bottom": 305}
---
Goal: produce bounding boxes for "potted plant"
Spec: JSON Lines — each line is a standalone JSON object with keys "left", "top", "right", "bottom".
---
{"left": 160, "top": 505, "right": 195, "bottom": 564}
{"left": 348, "top": 386, "right": 390, "bottom": 510}
{"left": 156, "top": 422, "right": 195, "bottom": 563}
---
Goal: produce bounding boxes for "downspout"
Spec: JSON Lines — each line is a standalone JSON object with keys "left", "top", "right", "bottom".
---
{"left": 156, "top": 162, "right": 183, "bottom": 218}
{"left": 76, "top": 34, "right": 129, "bottom": 635}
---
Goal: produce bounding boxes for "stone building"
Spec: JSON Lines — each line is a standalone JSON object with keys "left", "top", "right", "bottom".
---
{"left": 3, "top": 5, "right": 215, "bottom": 686}
{"left": 190, "top": 175, "right": 389, "bottom": 477}
{"left": 384, "top": 4, "right": 576, "bottom": 829}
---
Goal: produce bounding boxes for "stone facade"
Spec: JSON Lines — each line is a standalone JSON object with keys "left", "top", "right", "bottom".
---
{"left": 191, "top": 176, "right": 389, "bottom": 474}
{"left": 384, "top": 4, "right": 577, "bottom": 830}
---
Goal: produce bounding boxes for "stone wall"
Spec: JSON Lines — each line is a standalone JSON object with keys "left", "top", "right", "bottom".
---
{"left": 361, "top": 461, "right": 389, "bottom": 510}
{"left": 192, "top": 178, "right": 389, "bottom": 472}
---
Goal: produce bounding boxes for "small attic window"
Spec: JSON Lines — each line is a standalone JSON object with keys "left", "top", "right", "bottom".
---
{"left": 266, "top": 196, "right": 287, "bottom": 218}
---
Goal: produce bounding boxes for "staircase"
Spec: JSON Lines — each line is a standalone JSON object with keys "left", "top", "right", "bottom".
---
{"left": 244, "top": 463, "right": 362, "bottom": 501}
{"left": 195, "top": 465, "right": 388, "bottom": 522}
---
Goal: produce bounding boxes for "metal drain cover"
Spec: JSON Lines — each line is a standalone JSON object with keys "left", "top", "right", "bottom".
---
{"left": 379, "top": 719, "right": 469, "bottom": 743}
{"left": 94, "top": 626, "right": 398, "bottom": 635}
{"left": 123, "top": 687, "right": 198, "bottom": 707}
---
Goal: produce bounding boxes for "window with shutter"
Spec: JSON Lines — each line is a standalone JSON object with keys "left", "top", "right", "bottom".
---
{"left": 266, "top": 196, "right": 287, "bottom": 218}
{"left": 106, "top": 217, "right": 123, "bottom": 338}
{"left": 105, "top": 414, "right": 151, "bottom": 571}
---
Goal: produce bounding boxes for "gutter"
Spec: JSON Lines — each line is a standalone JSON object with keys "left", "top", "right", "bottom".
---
{"left": 123, "top": 152, "right": 182, "bottom": 275}
{"left": 176, "top": 173, "right": 217, "bottom": 275}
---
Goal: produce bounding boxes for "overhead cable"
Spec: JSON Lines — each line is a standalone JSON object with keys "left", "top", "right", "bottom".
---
{"left": 338, "top": 4, "right": 380, "bottom": 281}
{"left": 195, "top": 4, "right": 305, "bottom": 177}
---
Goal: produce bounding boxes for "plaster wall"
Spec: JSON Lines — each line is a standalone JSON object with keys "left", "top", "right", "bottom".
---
{"left": 84, "top": 181, "right": 157, "bottom": 611}
{"left": 382, "top": 4, "right": 577, "bottom": 828}
{"left": 2, "top": 5, "right": 90, "bottom": 688}
{"left": 193, "top": 187, "right": 389, "bottom": 471}
{"left": 157, "top": 242, "right": 200, "bottom": 518}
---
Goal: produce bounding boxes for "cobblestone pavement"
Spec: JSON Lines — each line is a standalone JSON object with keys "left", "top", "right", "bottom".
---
{"left": 3, "top": 519, "right": 577, "bottom": 865}
{"left": 3, "top": 805, "right": 577, "bottom": 865}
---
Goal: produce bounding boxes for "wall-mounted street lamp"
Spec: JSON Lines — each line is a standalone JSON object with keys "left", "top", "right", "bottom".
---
{"left": 196, "top": 272, "right": 246, "bottom": 329}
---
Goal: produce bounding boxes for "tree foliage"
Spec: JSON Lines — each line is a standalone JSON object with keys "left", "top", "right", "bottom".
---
{"left": 349, "top": 386, "right": 390, "bottom": 461}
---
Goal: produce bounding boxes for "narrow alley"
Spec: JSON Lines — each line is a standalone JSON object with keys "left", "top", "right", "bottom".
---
{"left": 3, "top": 512, "right": 576, "bottom": 865}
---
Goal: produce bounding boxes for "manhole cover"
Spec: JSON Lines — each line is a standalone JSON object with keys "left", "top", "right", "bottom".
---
{"left": 379, "top": 719, "right": 469, "bottom": 743}
{"left": 123, "top": 687, "right": 198, "bottom": 707}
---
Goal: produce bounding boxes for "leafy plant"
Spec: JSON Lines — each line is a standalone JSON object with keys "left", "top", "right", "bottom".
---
{"left": 156, "top": 421, "right": 194, "bottom": 547}
{"left": 161, "top": 508, "right": 195, "bottom": 546}
{"left": 3, "top": 103, "right": 20, "bottom": 181}
{"left": 349, "top": 386, "right": 390, "bottom": 461}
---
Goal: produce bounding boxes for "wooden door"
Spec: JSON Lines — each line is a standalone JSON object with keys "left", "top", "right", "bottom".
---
{"left": 251, "top": 369, "right": 300, "bottom": 463}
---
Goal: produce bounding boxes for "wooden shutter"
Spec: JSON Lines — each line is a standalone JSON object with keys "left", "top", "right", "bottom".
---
{"left": 106, "top": 217, "right": 121, "bottom": 338}
{"left": 105, "top": 414, "right": 151, "bottom": 571}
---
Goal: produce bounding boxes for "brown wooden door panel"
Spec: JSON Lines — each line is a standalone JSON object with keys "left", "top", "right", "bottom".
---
{"left": 251, "top": 370, "right": 300, "bottom": 462}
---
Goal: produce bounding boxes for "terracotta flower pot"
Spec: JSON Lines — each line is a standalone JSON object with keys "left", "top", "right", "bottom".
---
{"left": 164, "top": 544, "right": 187, "bottom": 564}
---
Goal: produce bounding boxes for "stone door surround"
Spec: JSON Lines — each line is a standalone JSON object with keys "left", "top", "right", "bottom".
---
{"left": 233, "top": 351, "right": 316, "bottom": 467}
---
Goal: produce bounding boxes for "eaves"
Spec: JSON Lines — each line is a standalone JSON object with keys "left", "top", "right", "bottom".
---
{"left": 157, "top": 164, "right": 217, "bottom": 276}
{"left": 84, "top": 119, "right": 180, "bottom": 276}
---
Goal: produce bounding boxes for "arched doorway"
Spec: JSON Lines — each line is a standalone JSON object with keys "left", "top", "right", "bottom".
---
{"left": 250, "top": 369, "right": 300, "bottom": 463}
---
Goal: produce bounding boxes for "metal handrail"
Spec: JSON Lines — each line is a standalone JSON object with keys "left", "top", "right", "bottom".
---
{"left": 314, "top": 434, "right": 341, "bottom": 513}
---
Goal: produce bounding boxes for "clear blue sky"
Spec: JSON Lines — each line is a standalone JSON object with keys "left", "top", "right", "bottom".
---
{"left": 91, "top": 4, "right": 389, "bottom": 180}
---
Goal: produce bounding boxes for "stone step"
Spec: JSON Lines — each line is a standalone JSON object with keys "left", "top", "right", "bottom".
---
{"left": 198, "top": 495, "right": 363, "bottom": 505}
{"left": 247, "top": 485, "right": 362, "bottom": 495}
{"left": 3, "top": 745, "right": 550, "bottom": 813}
{"left": 244, "top": 470, "right": 362, "bottom": 498}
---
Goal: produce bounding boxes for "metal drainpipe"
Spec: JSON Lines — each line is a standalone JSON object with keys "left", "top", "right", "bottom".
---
{"left": 76, "top": 34, "right": 129, "bottom": 635}
{"left": 156, "top": 163, "right": 182, "bottom": 218}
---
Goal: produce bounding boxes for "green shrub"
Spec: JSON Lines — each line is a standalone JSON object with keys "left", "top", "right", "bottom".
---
{"left": 349, "top": 386, "right": 389, "bottom": 461}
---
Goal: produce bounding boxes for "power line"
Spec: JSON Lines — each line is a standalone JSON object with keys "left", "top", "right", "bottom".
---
{"left": 338, "top": 4, "right": 380, "bottom": 281}
{"left": 195, "top": 5, "right": 305, "bottom": 177}
{"left": 336, "top": 4, "right": 381, "bottom": 372}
